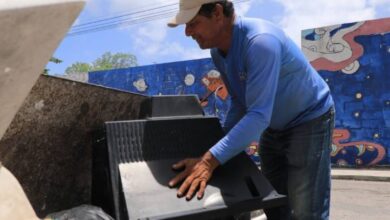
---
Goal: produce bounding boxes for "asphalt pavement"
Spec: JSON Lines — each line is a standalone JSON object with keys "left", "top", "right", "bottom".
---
{"left": 252, "top": 168, "right": 390, "bottom": 220}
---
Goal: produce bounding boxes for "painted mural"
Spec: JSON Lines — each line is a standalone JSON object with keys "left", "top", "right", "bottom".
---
{"left": 88, "top": 58, "right": 230, "bottom": 119}
{"left": 88, "top": 17, "right": 390, "bottom": 167}
{"left": 302, "top": 17, "right": 390, "bottom": 167}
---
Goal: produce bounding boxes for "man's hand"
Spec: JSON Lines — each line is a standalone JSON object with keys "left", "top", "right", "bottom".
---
{"left": 168, "top": 151, "right": 219, "bottom": 200}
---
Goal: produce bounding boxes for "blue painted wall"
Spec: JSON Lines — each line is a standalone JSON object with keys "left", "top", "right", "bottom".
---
{"left": 302, "top": 18, "right": 390, "bottom": 166}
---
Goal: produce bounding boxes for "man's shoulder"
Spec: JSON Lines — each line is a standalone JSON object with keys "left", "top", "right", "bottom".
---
{"left": 239, "top": 16, "right": 286, "bottom": 45}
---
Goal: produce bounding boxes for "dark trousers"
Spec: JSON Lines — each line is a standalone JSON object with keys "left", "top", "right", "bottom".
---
{"left": 260, "top": 108, "right": 335, "bottom": 220}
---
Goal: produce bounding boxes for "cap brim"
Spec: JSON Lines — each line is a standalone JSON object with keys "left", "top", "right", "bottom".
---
{"left": 167, "top": 6, "right": 201, "bottom": 27}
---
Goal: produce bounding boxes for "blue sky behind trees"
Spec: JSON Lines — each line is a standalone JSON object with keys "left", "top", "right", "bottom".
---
{"left": 47, "top": 0, "right": 390, "bottom": 74}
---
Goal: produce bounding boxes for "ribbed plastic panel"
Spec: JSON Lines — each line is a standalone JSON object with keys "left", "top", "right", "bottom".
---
{"left": 106, "top": 117, "right": 223, "bottom": 163}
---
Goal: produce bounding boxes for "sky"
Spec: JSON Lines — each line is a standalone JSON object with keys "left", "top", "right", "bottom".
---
{"left": 47, "top": 0, "right": 390, "bottom": 75}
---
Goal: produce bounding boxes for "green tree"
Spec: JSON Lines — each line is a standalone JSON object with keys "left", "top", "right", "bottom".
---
{"left": 65, "top": 62, "right": 92, "bottom": 74}
{"left": 93, "top": 52, "right": 137, "bottom": 71}
{"left": 43, "top": 57, "right": 63, "bottom": 75}
{"left": 65, "top": 52, "right": 137, "bottom": 74}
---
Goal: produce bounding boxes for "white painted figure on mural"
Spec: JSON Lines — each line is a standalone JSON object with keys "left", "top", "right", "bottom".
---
{"left": 184, "top": 73, "right": 195, "bottom": 86}
{"left": 302, "top": 22, "right": 363, "bottom": 74}
{"left": 302, "top": 18, "right": 390, "bottom": 74}
{"left": 133, "top": 78, "right": 148, "bottom": 92}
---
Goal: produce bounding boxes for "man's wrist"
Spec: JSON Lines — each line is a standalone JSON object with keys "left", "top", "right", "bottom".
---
{"left": 201, "top": 151, "right": 220, "bottom": 171}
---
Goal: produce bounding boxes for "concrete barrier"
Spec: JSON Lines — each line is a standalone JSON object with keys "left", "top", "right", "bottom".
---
{"left": 0, "top": 0, "right": 84, "bottom": 140}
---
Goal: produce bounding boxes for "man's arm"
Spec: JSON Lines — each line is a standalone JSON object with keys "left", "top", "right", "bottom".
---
{"left": 222, "top": 96, "right": 245, "bottom": 133}
{"left": 210, "top": 34, "right": 282, "bottom": 164}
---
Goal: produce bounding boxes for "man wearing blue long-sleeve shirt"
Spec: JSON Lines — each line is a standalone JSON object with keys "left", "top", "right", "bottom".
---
{"left": 167, "top": 0, "right": 335, "bottom": 219}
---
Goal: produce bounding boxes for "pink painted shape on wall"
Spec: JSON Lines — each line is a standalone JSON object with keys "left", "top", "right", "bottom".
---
{"left": 308, "top": 17, "right": 390, "bottom": 72}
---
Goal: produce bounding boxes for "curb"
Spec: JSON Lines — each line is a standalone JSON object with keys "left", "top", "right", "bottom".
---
{"left": 331, "top": 175, "right": 390, "bottom": 182}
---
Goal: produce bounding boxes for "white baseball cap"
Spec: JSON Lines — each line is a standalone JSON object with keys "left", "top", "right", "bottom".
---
{"left": 167, "top": 0, "right": 225, "bottom": 27}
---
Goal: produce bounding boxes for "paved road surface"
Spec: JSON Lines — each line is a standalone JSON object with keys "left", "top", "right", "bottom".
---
{"left": 253, "top": 179, "right": 390, "bottom": 220}
{"left": 331, "top": 179, "right": 390, "bottom": 220}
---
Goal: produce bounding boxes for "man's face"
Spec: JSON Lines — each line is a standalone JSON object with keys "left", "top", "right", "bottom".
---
{"left": 185, "top": 14, "right": 221, "bottom": 49}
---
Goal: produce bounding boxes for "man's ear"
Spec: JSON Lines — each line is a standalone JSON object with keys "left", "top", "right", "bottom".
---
{"left": 213, "top": 3, "right": 224, "bottom": 21}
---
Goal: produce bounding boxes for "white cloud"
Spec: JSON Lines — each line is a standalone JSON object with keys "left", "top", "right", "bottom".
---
{"left": 368, "top": 0, "right": 390, "bottom": 5}
{"left": 368, "top": 0, "right": 390, "bottom": 14}
{"left": 273, "top": 0, "right": 377, "bottom": 45}
{"left": 136, "top": 21, "right": 168, "bottom": 43}
{"left": 235, "top": 0, "right": 254, "bottom": 16}
{"left": 156, "top": 42, "right": 211, "bottom": 61}
{"left": 130, "top": 19, "right": 210, "bottom": 64}
{"left": 131, "top": 20, "right": 168, "bottom": 55}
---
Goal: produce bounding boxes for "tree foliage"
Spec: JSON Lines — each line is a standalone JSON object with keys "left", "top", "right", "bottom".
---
{"left": 49, "top": 57, "right": 63, "bottom": 64}
{"left": 43, "top": 57, "right": 63, "bottom": 75}
{"left": 65, "top": 62, "right": 92, "bottom": 74}
{"left": 65, "top": 52, "right": 137, "bottom": 74}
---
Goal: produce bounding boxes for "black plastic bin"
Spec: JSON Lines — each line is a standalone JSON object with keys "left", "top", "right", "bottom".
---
{"left": 92, "top": 116, "right": 286, "bottom": 220}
